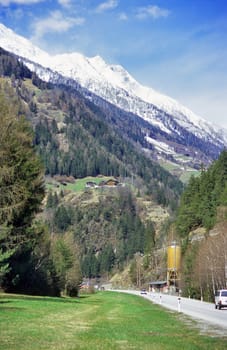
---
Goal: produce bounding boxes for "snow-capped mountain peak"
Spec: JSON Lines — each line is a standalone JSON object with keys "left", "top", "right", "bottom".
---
{"left": 0, "top": 23, "right": 220, "bottom": 131}
{"left": 0, "top": 22, "right": 227, "bottom": 169}
{"left": 0, "top": 23, "right": 49, "bottom": 64}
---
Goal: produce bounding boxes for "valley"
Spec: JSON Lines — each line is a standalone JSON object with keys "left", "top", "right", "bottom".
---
{"left": 0, "top": 24, "right": 227, "bottom": 302}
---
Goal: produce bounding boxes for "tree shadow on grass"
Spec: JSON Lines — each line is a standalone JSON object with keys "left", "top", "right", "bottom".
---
{"left": 0, "top": 306, "right": 25, "bottom": 311}
{"left": 0, "top": 300, "right": 11, "bottom": 304}
{"left": 0, "top": 294, "right": 80, "bottom": 304}
{"left": 0, "top": 300, "right": 26, "bottom": 311}
{"left": 0, "top": 293, "right": 103, "bottom": 305}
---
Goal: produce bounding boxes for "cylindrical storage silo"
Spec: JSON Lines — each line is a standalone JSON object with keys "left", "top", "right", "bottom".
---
{"left": 167, "top": 241, "right": 181, "bottom": 289}
{"left": 167, "top": 242, "right": 181, "bottom": 271}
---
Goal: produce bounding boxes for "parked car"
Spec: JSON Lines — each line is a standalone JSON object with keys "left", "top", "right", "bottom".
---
{"left": 214, "top": 289, "right": 227, "bottom": 309}
{"left": 140, "top": 288, "right": 147, "bottom": 295}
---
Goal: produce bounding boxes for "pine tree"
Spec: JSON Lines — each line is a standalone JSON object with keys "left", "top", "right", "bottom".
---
{"left": 0, "top": 90, "right": 45, "bottom": 289}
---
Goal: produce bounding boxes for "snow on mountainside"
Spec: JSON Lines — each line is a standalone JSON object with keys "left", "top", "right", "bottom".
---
{"left": 0, "top": 22, "right": 227, "bottom": 169}
{"left": 0, "top": 23, "right": 49, "bottom": 64}
{"left": 41, "top": 51, "right": 227, "bottom": 144}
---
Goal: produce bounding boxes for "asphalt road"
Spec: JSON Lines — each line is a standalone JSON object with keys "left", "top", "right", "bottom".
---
{"left": 112, "top": 290, "right": 227, "bottom": 335}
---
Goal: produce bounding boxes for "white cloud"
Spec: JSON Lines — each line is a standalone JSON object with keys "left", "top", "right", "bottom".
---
{"left": 95, "top": 0, "right": 118, "bottom": 13}
{"left": 119, "top": 12, "right": 128, "bottom": 21}
{"left": 31, "top": 10, "right": 85, "bottom": 40}
{"left": 0, "top": 0, "right": 43, "bottom": 5}
{"left": 135, "top": 5, "right": 170, "bottom": 20}
{"left": 58, "top": 0, "right": 71, "bottom": 7}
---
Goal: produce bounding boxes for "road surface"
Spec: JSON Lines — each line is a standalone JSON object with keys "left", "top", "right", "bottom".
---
{"left": 112, "top": 290, "right": 227, "bottom": 336}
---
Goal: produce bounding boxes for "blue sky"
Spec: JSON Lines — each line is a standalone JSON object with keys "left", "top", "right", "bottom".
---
{"left": 0, "top": 0, "right": 227, "bottom": 128}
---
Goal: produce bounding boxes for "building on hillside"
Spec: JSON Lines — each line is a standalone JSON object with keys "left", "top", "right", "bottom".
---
{"left": 99, "top": 178, "right": 122, "bottom": 187}
{"left": 148, "top": 280, "right": 168, "bottom": 293}
{"left": 85, "top": 181, "right": 98, "bottom": 188}
{"left": 85, "top": 178, "right": 123, "bottom": 189}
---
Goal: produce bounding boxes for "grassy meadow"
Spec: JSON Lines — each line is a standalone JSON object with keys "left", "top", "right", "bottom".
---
{"left": 46, "top": 176, "right": 112, "bottom": 193}
{"left": 0, "top": 291, "right": 226, "bottom": 350}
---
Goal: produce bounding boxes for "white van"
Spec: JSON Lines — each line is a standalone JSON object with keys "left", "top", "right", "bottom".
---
{"left": 214, "top": 289, "right": 227, "bottom": 309}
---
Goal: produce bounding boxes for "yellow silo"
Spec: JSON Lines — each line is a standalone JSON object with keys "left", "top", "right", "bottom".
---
{"left": 167, "top": 241, "right": 181, "bottom": 289}
{"left": 167, "top": 242, "right": 181, "bottom": 271}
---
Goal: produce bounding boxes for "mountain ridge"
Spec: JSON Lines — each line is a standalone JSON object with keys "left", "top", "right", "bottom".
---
{"left": 0, "top": 22, "right": 226, "bottom": 172}
{"left": 0, "top": 46, "right": 183, "bottom": 207}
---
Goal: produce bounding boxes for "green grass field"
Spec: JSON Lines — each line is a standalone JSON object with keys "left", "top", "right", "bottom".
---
{"left": 0, "top": 291, "right": 226, "bottom": 350}
{"left": 46, "top": 176, "right": 110, "bottom": 193}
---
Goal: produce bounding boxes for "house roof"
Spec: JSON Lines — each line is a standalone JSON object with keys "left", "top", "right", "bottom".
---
{"left": 149, "top": 280, "right": 167, "bottom": 285}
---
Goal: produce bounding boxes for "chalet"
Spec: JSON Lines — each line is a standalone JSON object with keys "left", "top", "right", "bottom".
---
{"left": 85, "top": 178, "right": 123, "bottom": 189}
{"left": 99, "top": 178, "right": 121, "bottom": 187}
{"left": 148, "top": 280, "right": 168, "bottom": 293}
{"left": 85, "top": 181, "right": 98, "bottom": 188}
{"left": 105, "top": 179, "right": 119, "bottom": 187}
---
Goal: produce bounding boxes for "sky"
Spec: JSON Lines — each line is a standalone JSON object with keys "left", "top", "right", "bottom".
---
{"left": 0, "top": 0, "right": 227, "bottom": 129}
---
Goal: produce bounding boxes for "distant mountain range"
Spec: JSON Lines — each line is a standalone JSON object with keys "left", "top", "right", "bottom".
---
{"left": 0, "top": 22, "right": 226, "bottom": 173}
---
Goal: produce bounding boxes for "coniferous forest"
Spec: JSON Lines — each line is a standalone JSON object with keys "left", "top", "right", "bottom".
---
{"left": 0, "top": 47, "right": 227, "bottom": 300}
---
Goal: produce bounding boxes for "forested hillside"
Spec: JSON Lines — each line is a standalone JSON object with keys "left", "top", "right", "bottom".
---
{"left": 1, "top": 47, "right": 227, "bottom": 299}
{"left": 176, "top": 150, "right": 227, "bottom": 235}
{"left": 175, "top": 150, "right": 227, "bottom": 300}
{"left": 0, "top": 47, "right": 183, "bottom": 208}
{"left": 0, "top": 47, "right": 184, "bottom": 295}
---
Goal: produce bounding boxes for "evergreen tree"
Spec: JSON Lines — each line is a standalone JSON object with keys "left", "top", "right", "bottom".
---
{"left": 54, "top": 205, "right": 72, "bottom": 232}
{"left": 46, "top": 191, "right": 59, "bottom": 208}
{"left": 0, "top": 91, "right": 45, "bottom": 292}
{"left": 99, "top": 245, "right": 115, "bottom": 273}
{"left": 176, "top": 149, "right": 227, "bottom": 236}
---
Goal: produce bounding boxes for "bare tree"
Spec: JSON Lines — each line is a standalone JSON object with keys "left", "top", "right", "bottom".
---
{"left": 194, "top": 217, "right": 227, "bottom": 300}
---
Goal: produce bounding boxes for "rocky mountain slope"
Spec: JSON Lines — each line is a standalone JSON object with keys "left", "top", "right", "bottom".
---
{"left": 0, "top": 46, "right": 183, "bottom": 205}
{"left": 0, "top": 22, "right": 226, "bottom": 174}
{"left": 0, "top": 48, "right": 182, "bottom": 285}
